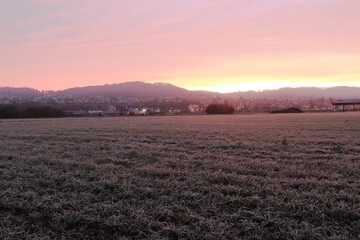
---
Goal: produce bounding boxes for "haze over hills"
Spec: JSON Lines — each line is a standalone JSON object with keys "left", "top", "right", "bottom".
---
{"left": 226, "top": 86, "right": 360, "bottom": 99}
{"left": 57, "top": 82, "right": 191, "bottom": 98}
{"left": 0, "top": 87, "right": 42, "bottom": 97}
{"left": 1, "top": 82, "right": 360, "bottom": 99}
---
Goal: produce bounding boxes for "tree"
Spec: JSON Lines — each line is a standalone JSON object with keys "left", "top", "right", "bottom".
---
{"left": 206, "top": 104, "right": 235, "bottom": 114}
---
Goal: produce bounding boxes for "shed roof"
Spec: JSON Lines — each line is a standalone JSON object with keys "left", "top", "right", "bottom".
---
{"left": 332, "top": 99, "right": 360, "bottom": 105}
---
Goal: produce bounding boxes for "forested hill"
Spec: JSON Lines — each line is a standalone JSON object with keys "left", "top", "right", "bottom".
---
{"left": 1, "top": 82, "right": 360, "bottom": 99}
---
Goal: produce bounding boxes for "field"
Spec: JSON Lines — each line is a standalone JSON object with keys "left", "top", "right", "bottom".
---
{"left": 0, "top": 113, "right": 359, "bottom": 239}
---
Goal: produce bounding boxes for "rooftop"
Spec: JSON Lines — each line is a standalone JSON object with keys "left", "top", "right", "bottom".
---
{"left": 332, "top": 99, "right": 360, "bottom": 105}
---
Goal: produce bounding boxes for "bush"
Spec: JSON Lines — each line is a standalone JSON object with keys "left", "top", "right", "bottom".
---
{"left": 206, "top": 104, "right": 235, "bottom": 114}
{"left": 270, "top": 108, "right": 303, "bottom": 114}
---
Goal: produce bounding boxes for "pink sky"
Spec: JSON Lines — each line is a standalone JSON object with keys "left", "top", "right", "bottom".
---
{"left": 1, "top": 0, "right": 359, "bottom": 92}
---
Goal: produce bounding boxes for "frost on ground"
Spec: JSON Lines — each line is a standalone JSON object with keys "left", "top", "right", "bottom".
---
{"left": 0, "top": 113, "right": 359, "bottom": 239}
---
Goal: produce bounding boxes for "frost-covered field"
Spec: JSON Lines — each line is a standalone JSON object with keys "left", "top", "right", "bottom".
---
{"left": 1, "top": 113, "right": 359, "bottom": 239}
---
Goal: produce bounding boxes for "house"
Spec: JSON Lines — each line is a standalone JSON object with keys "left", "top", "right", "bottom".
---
{"left": 88, "top": 110, "right": 104, "bottom": 116}
{"left": 188, "top": 104, "right": 200, "bottom": 112}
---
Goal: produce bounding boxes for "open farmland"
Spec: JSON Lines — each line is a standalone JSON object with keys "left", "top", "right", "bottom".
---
{"left": 0, "top": 113, "right": 360, "bottom": 239}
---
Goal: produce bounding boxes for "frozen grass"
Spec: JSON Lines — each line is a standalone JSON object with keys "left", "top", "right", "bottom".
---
{"left": 0, "top": 113, "right": 359, "bottom": 239}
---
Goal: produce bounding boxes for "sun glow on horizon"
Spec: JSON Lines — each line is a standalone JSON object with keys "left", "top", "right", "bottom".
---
{"left": 186, "top": 80, "right": 360, "bottom": 93}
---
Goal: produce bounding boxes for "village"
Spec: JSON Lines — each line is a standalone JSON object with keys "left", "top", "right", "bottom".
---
{"left": 2, "top": 92, "right": 356, "bottom": 117}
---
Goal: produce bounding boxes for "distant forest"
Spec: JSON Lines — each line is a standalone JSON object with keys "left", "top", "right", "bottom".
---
{"left": 0, "top": 105, "right": 65, "bottom": 119}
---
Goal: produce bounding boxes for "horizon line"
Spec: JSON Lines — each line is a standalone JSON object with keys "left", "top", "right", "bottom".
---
{"left": 0, "top": 81, "right": 360, "bottom": 94}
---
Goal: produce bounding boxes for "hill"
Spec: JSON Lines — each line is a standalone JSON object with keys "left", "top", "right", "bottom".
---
{"left": 51, "top": 84, "right": 360, "bottom": 99}
{"left": 0, "top": 87, "right": 41, "bottom": 97}
{"left": 226, "top": 86, "right": 360, "bottom": 99}
{"left": 1, "top": 82, "right": 359, "bottom": 99}
{"left": 57, "top": 82, "right": 193, "bottom": 98}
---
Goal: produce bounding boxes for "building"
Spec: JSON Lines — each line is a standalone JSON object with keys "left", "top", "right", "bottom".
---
{"left": 188, "top": 104, "right": 201, "bottom": 113}
{"left": 331, "top": 99, "right": 360, "bottom": 111}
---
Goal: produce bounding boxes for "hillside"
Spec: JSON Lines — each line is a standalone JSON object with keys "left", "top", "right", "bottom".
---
{"left": 227, "top": 86, "right": 360, "bottom": 99}
{"left": 0, "top": 87, "right": 41, "bottom": 97}
{"left": 1, "top": 82, "right": 360, "bottom": 99}
{"left": 57, "top": 82, "right": 193, "bottom": 98}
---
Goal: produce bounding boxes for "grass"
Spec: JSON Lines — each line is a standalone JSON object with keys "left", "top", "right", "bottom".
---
{"left": 0, "top": 113, "right": 359, "bottom": 239}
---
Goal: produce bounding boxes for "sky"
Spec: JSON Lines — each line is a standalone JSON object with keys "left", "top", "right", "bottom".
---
{"left": 1, "top": 0, "right": 360, "bottom": 92}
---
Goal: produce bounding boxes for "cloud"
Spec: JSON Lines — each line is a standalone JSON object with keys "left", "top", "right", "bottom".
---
{"left": 0, "top": 0, "right": 359, "bottom": 90}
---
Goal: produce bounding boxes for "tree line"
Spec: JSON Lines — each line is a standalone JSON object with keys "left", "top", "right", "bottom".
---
{"left": 0, "top": 105, "right": 65, "bottom": 119}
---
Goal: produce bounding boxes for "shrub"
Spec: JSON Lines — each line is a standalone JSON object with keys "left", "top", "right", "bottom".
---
{"left": 206, "top": 104, "right": 235, "bottom": 114}
{"left": 270, "top": 108, "right": 303, "bottom": 114}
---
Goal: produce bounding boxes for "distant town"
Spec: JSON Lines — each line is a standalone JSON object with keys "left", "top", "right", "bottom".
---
{"left": 1, "top": 92, "right": 358, "bottom": 117}
{"left": 0, "top": 82, "right": 359, "bottom": 117}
